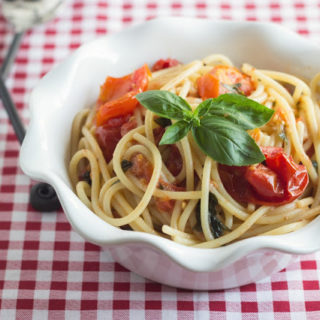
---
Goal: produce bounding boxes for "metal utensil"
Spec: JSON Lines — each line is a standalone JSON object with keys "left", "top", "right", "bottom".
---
{"left": 1, "top": 0, "right": 64, "bottom": 211}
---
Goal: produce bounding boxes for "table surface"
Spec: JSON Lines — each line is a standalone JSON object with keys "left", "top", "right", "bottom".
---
{"left": 1, "top": 0, "right": 320, "bottom": 319}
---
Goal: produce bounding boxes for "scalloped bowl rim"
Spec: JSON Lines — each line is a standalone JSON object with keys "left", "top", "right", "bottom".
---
{"left": 20, "top": 18, "right": 320, "bottom": 273}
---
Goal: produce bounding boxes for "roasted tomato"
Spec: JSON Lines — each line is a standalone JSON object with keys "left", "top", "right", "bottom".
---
{"left": 130, "top": 153, "right": 154, "bottom": 185}
{"left": 152, "top": 58, "right": 180, "bottom": 71}
{"left": 129, "top": 153, "right": 184, "bottom": 213}
{"left": 164, "top": 145, "right": 183, "bottom": 177}
{"left": 96, "top": 64, "right": 150, "bottom": 126}
{"left": 156, "top": 180, "right": 185, "bottom": 213}
{"left": 219, "top": 147, "right": 309, "bottom": 206}
{"left": 96, "top": 114, "right": 137, "bottom": 162}
{"left": 153, "top": 127, "right": 183, "bottom": 176}
{"left": 197, "top": 65, "right": 254, "bottom": 100}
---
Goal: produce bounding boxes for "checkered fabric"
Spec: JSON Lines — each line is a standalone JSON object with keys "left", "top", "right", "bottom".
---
{"left": 0, "top": 0, "right": 320, "bottom": 319}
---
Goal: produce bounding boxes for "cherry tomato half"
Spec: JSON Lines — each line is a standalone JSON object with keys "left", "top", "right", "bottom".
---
{"left": 219, "top": 147, "right": 309, "bottom": 206}
{"left": 152, "top": 58, "right": 180, "bottom": 71}
{"left": 129, "top": 153, "right": 184, "bottom": 213}
{"left": 96, "top": 114, "right": 135, "bottom": 162}
{"left": 96, "top": 64, "right": 150, "bottom": 126}
{"left": 197, "top": 65, "right": 254, "bottom": 100}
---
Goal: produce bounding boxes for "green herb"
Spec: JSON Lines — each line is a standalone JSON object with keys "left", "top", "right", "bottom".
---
{"left": 279, "top": 131, "right": 287, "bottom": 142}
{"left": 137, "top": 91, "right": 274, "bottom": 166}
{"left": 279, "top": 124, "right": 287, "bottom": 142}
{"left": 81, "top": 170, "right": 92, "bottom": 185}
{"left": 195, "top": 193, "right": 228, "bottom": 239}
{"left": 121, "top": 159, "right": 133, "bottom": 172}
{"left": 111, "top": 179, "right": 120, "bottom": 186}
{"left": 154, "top": 117, "right": 172, "bottom": 128}
{"left": 222, "top": 82, "right": 243, "bottom": 95}
{"left": 312, "top": 160, "right": 318, "bottom": 171}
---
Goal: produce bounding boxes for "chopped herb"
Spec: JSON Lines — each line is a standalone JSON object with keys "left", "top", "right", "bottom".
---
{"left": 312, "top": 160, "right": 318, "bottom": 171}
{"left": 158, "top": 183, "right": 164, "bottom": 190}
{"left": 194, "top": 193, "right": 228, "bottom": 239}
{"left": 279, "top": 125, "right": 288, "bottom": 142}
{"left": 222, "top": 83, "right": 244, "bottom": 95}
{"left": 279, "top": 131, "right": 288, "bottom": 142}
{"left": 279, "top": 131, "right": 287, "bottom": 141}
{"left": 154, "top": 117, "right": 172, "bottom": 128}
{"left": 81, "top": 170, "right": 91, "bottom": 185}
{"left": 121, "top": 159, "right": 133, "bottom": 172}
{"left": 111, "top": 179, "right": 120, "bottom": 186}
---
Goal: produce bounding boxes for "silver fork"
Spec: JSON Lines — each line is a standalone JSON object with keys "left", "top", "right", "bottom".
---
{"left": 0, "top": 0, "right": 64, "bottom": 211}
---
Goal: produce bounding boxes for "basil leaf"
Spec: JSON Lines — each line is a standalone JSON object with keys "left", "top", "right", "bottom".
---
{"left": 159, "top": 120, "right": 190, "bottom": 145}
{"left": 136, "top": 90, "right": 193, "bottom": 121}
{"left": 205, "top": 94, "right": 274, "bottom": 130}
{"left": 193, "top": 98, "right": 213, "bottom": 118}
{"left": 192, "top": 116, "right": 265, "bottom": 166}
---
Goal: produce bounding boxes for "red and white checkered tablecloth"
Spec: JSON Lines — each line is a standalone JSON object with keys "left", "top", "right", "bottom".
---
{"left": 0, "top": 0, "right": 320, "bottom": 319}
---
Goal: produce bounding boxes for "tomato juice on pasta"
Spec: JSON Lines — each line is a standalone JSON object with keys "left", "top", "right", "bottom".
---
{"left": 69, "top": 54, "right": 320, "bottom": 248}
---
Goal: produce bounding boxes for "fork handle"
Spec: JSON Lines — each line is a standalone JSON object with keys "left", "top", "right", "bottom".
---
{"left": 0, "top": 32, "right": 24, "bottom": 80}
{"left": 0, "top": 76, "right": 25, "bottom": 143}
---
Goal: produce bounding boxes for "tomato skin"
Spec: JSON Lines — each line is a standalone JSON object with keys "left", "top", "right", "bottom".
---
{"left": 96, "top": 64, "right": 150, "bottom": 126}
{"left": 219, "top": 147, "right": 309, "bottom": 206}
{"left": 152, "top": 58, "right": 180, "bottom": 71}
{"left": 245, "top": 164, "right": 285, "bottom": 201}
{"left": 95, "top": 114, "right": 134, "bottom": 162}
{"left": 197, "top": 65, "right": 254, "bottom": 99}
{"left": 120, "top": 118, "right": 137, "bottom": 136}
{"left": 97, "top": 74, "right": 132, "bottom": 104}
{"left": 197, "top": 73, "right": 220, "bottom": 100}
{"left": 261, "top": 147, "right": 309, "bottom": 201}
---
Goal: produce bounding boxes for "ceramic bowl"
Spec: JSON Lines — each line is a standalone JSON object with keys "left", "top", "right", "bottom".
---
{"left": 20, "top": 18, "right": 320, "bottom": 290}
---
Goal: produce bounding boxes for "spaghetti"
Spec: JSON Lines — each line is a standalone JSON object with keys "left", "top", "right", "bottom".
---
{"left": 69, "top": 54, "right": 320, "bottom": 248}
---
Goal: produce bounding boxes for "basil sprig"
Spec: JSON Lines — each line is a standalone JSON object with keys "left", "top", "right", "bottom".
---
{"left": 136, "top": 91, "right": 274, "bottom": 166}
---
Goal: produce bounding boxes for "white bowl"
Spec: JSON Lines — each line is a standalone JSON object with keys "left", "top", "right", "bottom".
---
{"left": 20, "top": 18, "right": 320, "bottom": 290}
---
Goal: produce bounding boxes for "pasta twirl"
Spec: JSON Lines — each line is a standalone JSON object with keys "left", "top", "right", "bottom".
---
{"left": 69, "top": 55, "right": 320, "bottom": 248}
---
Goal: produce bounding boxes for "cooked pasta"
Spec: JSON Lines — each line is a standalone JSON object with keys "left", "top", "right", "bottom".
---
{"left": 69, "top": 54, "right": 320, "bottom": 248}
